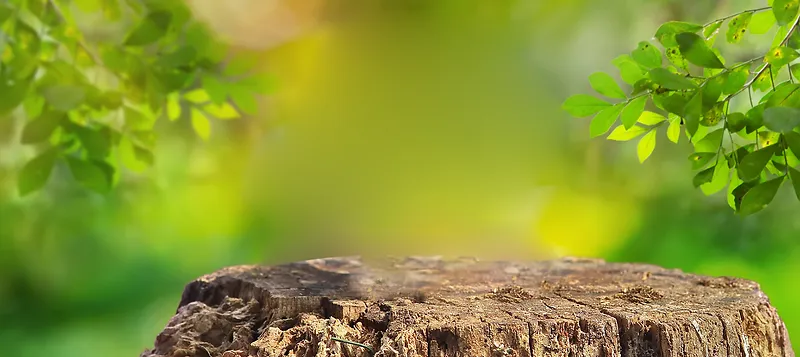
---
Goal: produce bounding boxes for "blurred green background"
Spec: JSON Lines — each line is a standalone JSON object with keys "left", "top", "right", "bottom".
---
{"left": 1, "top": 0, "right": 798, "bottom": 355}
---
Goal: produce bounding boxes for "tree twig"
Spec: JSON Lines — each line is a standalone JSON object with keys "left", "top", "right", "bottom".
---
{"left": 724, "top": 15, "right": 800, "bottom": 101}
{"left": 703, "top": 7, "right": 772, "bottom": 28}
{"left": 46, "top": 0, "right": 104, "bottom": 66}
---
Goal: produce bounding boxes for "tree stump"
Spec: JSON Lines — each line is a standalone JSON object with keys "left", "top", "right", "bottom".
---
{"left": 140, "top": 256, "right": 794, "bottom": 357}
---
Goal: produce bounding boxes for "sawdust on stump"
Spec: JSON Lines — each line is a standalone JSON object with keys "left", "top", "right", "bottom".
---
{"left": 140, "top": 256, "right": 794, "bottom": 357}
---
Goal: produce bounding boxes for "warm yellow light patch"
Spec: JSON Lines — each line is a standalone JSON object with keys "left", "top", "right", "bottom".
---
{"left": 533, "top": 189, "right": 641, "bottom": 257}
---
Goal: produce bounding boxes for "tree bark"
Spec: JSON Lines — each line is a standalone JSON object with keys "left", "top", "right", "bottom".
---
{"left": 140, "top": 256, "right": 794, "bottom": 357}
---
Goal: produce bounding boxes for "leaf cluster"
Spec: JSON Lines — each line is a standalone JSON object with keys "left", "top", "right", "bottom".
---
{"left": 3, "top": 0, "right": 269, "bottom": 196}
{"left": 564, "top": 0, "right": 800, "bottom": 216}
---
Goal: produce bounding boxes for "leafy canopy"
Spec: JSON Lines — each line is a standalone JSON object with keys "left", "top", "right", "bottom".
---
{"left": 3, "top": 0, "right": 269, "bottom": 196}
{"left": 563, "top": 1, "right": 800, "bottom": 216}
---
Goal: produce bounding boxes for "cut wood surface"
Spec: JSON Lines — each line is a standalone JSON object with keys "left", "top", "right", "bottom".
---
{"left": 140, "top": 256, "right": 794, "bottom": 357}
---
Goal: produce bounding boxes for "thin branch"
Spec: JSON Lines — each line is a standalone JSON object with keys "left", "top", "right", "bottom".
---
{"left": 47, "top": 0, "right": 103, "bottom": 66}
{"left": 700, "top": 55, "right": 765, "bottom": 87}
{"left": 703, "top": 7, "right": 772, "bottom": 28}
{"left": 724, "top": 15, "right": 800, "bottom": 101}
{"left": 769, "top": 66, "right": 776, "bottom": 90}
{"left": 331, "top": 337, "right": 374, "bottom": 356}
{"left": 784, "top": 144, "right": 790, "bottom": 176}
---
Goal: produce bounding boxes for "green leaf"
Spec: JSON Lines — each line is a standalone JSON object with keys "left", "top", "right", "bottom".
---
{"left": 785, "top": 131, "right": 800, "bottom": 157}
{"left": 203, "top": 75, "right": 228, "bottom": 104}
{"left": 738, "top": 145, "right": 779, "bottom": 181}
{"left": 631, "top": 41, "right": 662, "bottom": 69}
{"left": 119, "top": 137, "right": 151, "bottom": 172}
{"left": 701, "top": 77, "right": 725, "bottom": 110}
{"left": 727, "top": 112, "right": 747, "bottom": 132}
{"left": 21, "top": 110, "right": 65, "bottom": 144}
{"left": 773, "top": 0, "right": 799, "bottom": 26}
{"left": 100, "top": 91, "right": 123, "bottom": 110}
{"left": 765, "top": 46, "right": 800, "bottom": 68}
{"left": 191, "top": 108, "right": 211, "bottom": 140}
{"left": 590, "top": 103, "right": 624, "bottom": 137}
{"left": 621, "top": 96, "right": 647, "bottom": 129}
{"left": 765, "top": 83, "right": 800, "bottom": 108}
{"left": 612, "top": 55, "right": 646, "bottom": 85}
{"left": 23, "top": 95, "right": 46, "bottom": 119}
{"left": 763, "top": 106, "right": 800, "bottom": 132}
{"left": 789, "top": 28, "right": 800, "bottom": 49}
{"left": 40, "top": 85, "right": 86, "bottom": 111}
{"left": 722, "top": 66, "right": 749, "bottom": 95}
{"left": 665, "top": 47, "right": 689, "bottom": 71}
{"left": 728, "top": 171, "right": 743, "bottom": 209}
{"left": 124, "top": 107, "right": 155, "bottom": 130}
{"left": 655, "top": 21, "right": 704, "bottom": 47}
{"left": 750, "top": 11, "right": 777, "bottom": 34}
{"left": 689, "top": 152, "right": 717, "bottom": 170}
{"left": 588, "top": 72, "right": 626, "bottom": 99}
{"left": 791, "top": 63, "right": 800, "bottom": 79}
{"left": 676, "top": 32, "right": 726, "bottom": 69}
{"left": 632, "top": 78, "right": 657, "bottom": 96}
{"left": 14, "top": 19, "right": 41, "bottom": 54}
{"left": 0, "top": 77, "right": 31, "bottom": 114}
{"left": 701, "top": 159, "right": 730, "bottom": 195}
{"left": 704, "top": 21, "right": 723, "bottom": 41}
{"left": 654, "top": 91, "right": 691, "bottom": 116}
{"left": 753, "top": 70, "right": 773, "bottom": 93}
{"left": 638, "top": 111, "right": 666, "bottom": 125}
{"left": 726, "top": 12, "right": 753, "bottom": 44}
{"left": 648, "top": 68, "right": 697, "bottom": 90}
{"left": 124, "top": 11, "right": 172, "bottom": 46}
{"left": 731, "top": 181, "right": 756, "bottom": 211}
{"left": 202, "top": 102, "right": 240, "bottom": 120}
{"left": 155, "top": 47, "right": 197, "bottom": 68}
{"left": 637, "top": 130, "right": 657, "bottom": 163}
{"left": 690, "top": 126, "right": 709, "bottom": 144}
{"left": 18, "top": 149, "right": 57, "bottom": 196}
{"left": 773, "top": 24, "right": 791, "bottom": 49}
{"left": 693, "top": 166, "right": 716, "bottom": 187}
{"left": 183, "top": 88, "right": 211, "bottom": 104}
{"left": 0, "top": 4, "right": 12, "bottom": 25}
{"left": 695, "top": 128, "right": 724, "bottom": 152}
{"left": 66, "top": 157, "right": 111, "bottom": 193}
{"left": 607, "top": 125, "right": 647, "bottom": 141}
{"left": 166, "top": 92, "right": 181, "bottom": 121}
{"left": 562, "top": 94, "right": 611, "bottom": 118}
{"left": 70, "top": 125, "right": 112, "bottom": 159}
{"left": 683, "top": 91, "right": 703, "bottom": 136}
{"left": 772, "top": 156, "right": 788, "bottom": 174}
{"left": 761, "top": 81, "right": 793, "bottom": 104}
{"left": 789, "top": 166, "right": 800, "bottom": 201}
{"left": 229, "top": 85, "right": 258, "bottom": 115}
{"left": 746, "top": 104, "right": 766, "bottom": 133}
{"left": 759, "top": 131, "right": 782, "bottom": 146}
{"left": 739, "top": 177, "right": 784, "bottom": 215}
{"left": 667, "top": 116, "right": 681, "bottom": 143}
{"left": 151, "top": 67, "right": 192, "bottom": 93}
{"left": 700, "top": 102, "right": 725, "bottom": 127}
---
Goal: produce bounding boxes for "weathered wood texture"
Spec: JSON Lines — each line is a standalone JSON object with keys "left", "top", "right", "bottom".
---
{"left": 140, "top": 256, "right": 793, "bottom": 357}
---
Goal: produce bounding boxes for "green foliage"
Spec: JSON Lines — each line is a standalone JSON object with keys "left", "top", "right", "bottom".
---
{"left": 3, "top": 0, "right": 269, "bottom": 196}
{"left": 563, "top": 3, "right": 800, "bottom": 215}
